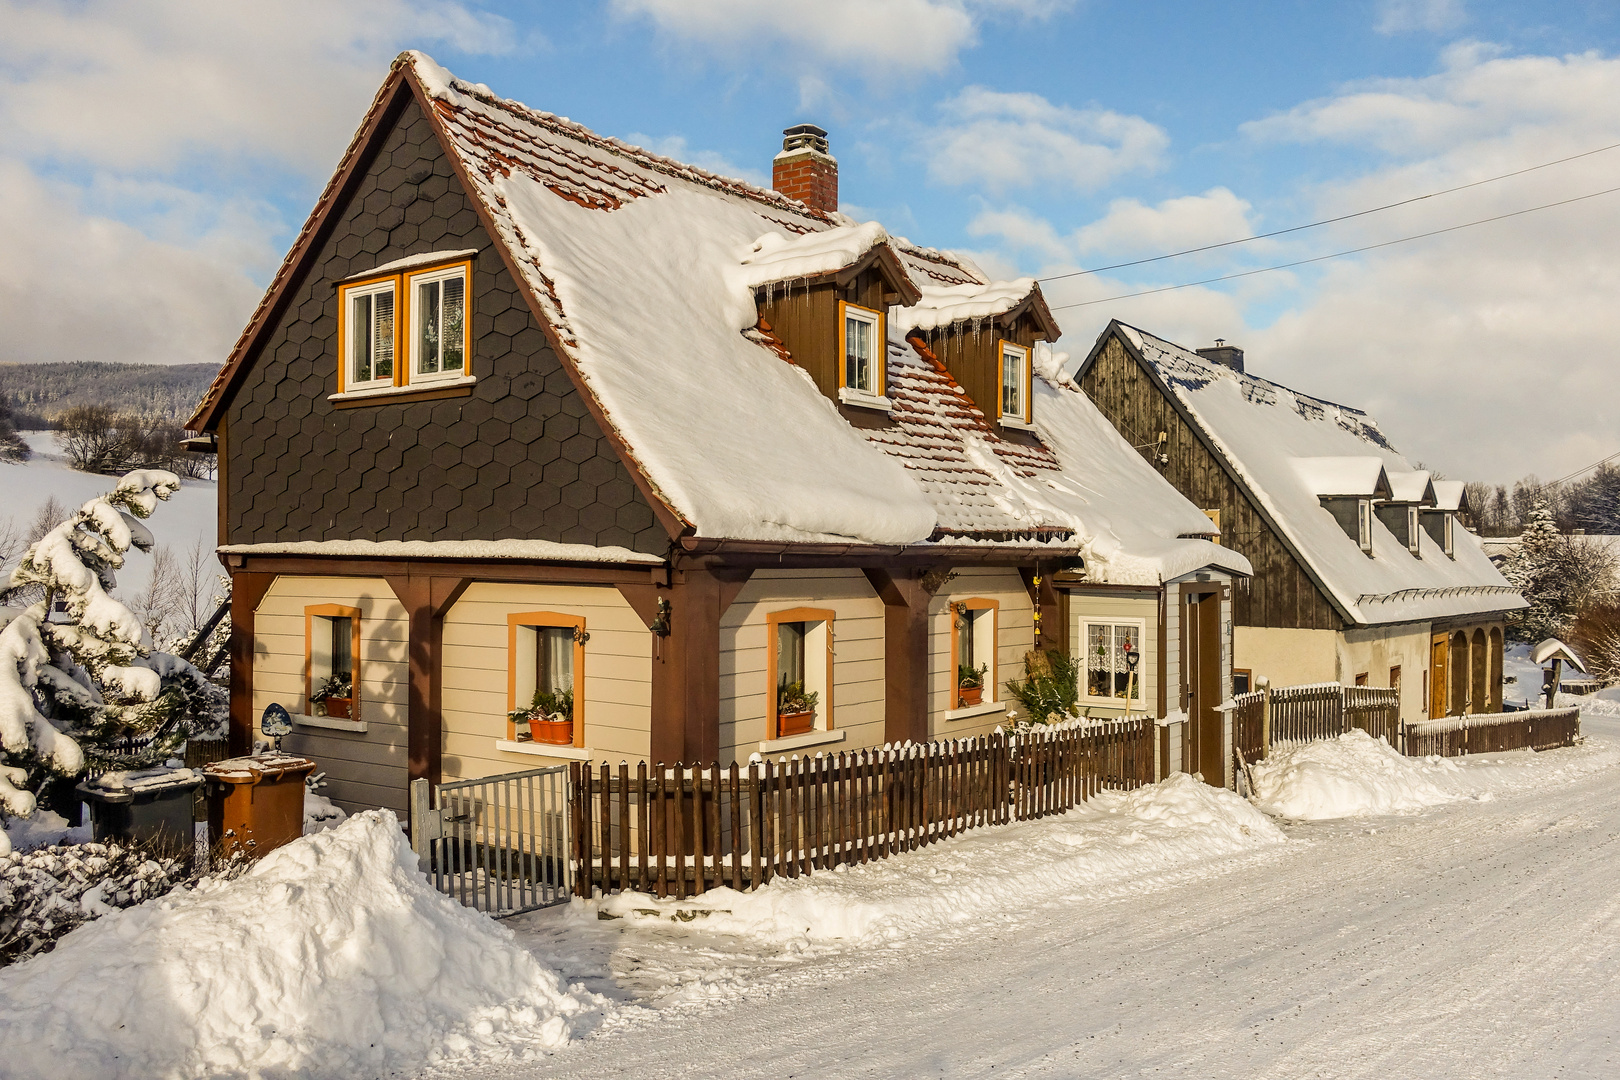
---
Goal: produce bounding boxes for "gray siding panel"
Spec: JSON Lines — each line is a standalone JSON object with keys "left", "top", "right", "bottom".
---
{"left": 225, "top": 95, "right": 667, "bottom": 554}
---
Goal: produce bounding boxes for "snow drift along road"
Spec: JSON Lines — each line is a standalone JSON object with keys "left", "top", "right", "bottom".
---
{"left": 0, "top": 810, "right": 604, "bottom": 1079}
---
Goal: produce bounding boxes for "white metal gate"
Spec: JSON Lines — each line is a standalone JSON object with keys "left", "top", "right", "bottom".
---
{"left": 409, "top": 766, "right": 572, "bottom": 916}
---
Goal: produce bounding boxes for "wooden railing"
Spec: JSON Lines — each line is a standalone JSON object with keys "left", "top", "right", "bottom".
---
{"left": 1404, "top": 707, "right": 1580, "bottom": 757}
{"left": 568, "top": 717, "right": 1154, "bottom": 899}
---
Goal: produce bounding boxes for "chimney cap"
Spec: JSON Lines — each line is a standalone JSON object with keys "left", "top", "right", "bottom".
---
{"left": 781, "top": 123, "right": 830, "bottom": 156}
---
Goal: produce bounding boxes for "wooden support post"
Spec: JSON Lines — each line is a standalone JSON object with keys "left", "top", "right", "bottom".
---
{"left": 226, "top": 571, "right": 277, "bottom": 757}
{"left": 637, "top": 567, "right": 743, "bottom": 766}
{"left": 384, "top": 575, "right": 471, "bottom": 796}
{"left": 863, "top": 568, "right": 931, "bottom": 745}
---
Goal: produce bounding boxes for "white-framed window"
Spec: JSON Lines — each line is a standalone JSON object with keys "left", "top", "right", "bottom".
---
{"left": 1442, "top": 511, "right": 1455, "bottom": 558}
{"left": 767, "top": 606, "right": 835, "bottom": 738}
{"left": 305, "top": 604, "right": 361, "bottom": 720}
{"left": 408, "top": 263, "right": 468, "bottom": 381}
{"left": 1081, "top": 619, "right": 1146, "bottom": 705}
{"left": 1357, "top": 498, "right": 1373, "bottom": 554}
{"left": 1407, "top": 505, "right": 1421, "bottom": 555}
{"left": 342, "top": 280, "right": 396, "bottom": 392}
{"left": 999, "top": 340, "right": 1030, "bottom": 424}
{"left": 507, "top": 611, "right": 586, "bottom": 748}
{"left": 951, "top": 598, "right": 999, "bottom": 709}
{"left": 840, "top": 301, "right": 883, "bottom": 398}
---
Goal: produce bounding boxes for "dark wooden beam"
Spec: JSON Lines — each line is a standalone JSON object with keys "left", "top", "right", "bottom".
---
{"left": 863, "top": 568, "right": 930, "bottom": 745}
{"left": 230, "top": 553, "right": 658, "bottom": 584}
{"left": 227, "top": 571, "right": 278, "bottom": 757}
{"left": 384, "top": 574, "right": 472, "bottom": 791}
{"left": 647, "top": 567, "right": 726, "bottom": 765}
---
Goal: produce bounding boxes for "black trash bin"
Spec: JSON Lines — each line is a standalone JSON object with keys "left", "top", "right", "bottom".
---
{"left": 76, "top": 766, "right": 204, "bottom": 858}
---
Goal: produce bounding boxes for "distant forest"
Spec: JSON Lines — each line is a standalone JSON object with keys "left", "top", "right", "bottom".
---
{"left": 0, "top": 361, "right": 221, "bottom": 427}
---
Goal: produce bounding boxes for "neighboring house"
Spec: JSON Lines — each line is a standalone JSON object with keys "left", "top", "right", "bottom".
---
{"left": 184, "top": 54, "right": 1252, "bottom": 816}
{"left": 1076, "top": 322, "right": 1526, "bottom": 725}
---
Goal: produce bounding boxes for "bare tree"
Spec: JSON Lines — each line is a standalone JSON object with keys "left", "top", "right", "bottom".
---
{"left": 27, "top": 495, "right": 67, "bottom": 545}
{"left": 129, "top": 544, "right": 184, "bottom": 644}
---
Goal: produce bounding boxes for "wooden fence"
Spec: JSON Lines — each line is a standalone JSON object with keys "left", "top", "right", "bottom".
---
{"left": 569, "top": 717, "right": 1154, "bottom": 899}
{"left": 1404, "top": 707, "right": 1580, "bottom": 757}
{"left": 1232, "top": 683, "right": 1402, "bottom": 763}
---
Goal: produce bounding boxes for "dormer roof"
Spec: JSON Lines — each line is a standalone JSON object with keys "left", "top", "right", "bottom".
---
{"left": 1294, "top": 457, "right": 1393, "bottom": 500}
{"left": 1429, "top": 480, "right": 1469, "bottom": 513}
{"left": 736, "top": 221, "right": 921, "bottom": 305}
{"left": 1384, "top": 470, "right": 1437, "bottom": 506}
{"left": 892, "top": 279, "right": 1061, "bottom": 340}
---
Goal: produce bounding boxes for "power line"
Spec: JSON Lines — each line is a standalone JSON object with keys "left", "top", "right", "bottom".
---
{"left": 1037, "top": 140, "right": 1620, "bottom": 283}
{"left": 1550, "top": 449, "right": 1620, "bottom": 488}
{"left": 1045, "top": 183, "right": 1620, "bottom": 313}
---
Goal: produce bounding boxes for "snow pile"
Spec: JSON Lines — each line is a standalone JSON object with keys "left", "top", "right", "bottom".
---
{"left": 1249, "top": 731, "right": 1462, "bottom": 820}
{"left": 0, "top": 811, "right": 604, "bottom": 1079}
{"left": 302, "top": 789, "right": 347, "bottom": 834}
{"left": 590, "top": 774, "right": 1282, "bottom": 957}
{"left": 1, "top": 809, "right": 89, "bottom": 853}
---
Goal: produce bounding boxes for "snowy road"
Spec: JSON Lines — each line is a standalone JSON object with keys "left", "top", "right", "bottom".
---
{"left": 471, "top": 720, "right": 1620, "bottom": 1080}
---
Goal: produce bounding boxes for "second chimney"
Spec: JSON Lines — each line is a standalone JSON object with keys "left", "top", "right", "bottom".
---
{"left": 1196, "top": 338, "right": 1245, "bottom": 373}
{"left": 773, "top": 124, "right": 837, "bottom": 214}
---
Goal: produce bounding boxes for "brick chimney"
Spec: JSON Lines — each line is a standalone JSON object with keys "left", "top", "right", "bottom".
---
{"left": 772, "top": 124, "right": 837, "bottom": 214}
{"left": 1196, "top": 338, "right": 1245, "bottom": 373}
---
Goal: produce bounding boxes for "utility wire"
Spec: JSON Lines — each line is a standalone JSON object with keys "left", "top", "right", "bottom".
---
{"left": 1037, "top": 140, "right": 1620, "bottom": 283}
{"left": 1550, "top": 449, "right": 1620, "bottom": 488}
{"left": 1045, "top": 183, "right": 1620, "bottom": 313}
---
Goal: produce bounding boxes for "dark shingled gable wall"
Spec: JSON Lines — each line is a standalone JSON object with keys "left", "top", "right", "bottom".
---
{"left": 224, "top": 95, "right": 668, "bottom": 554}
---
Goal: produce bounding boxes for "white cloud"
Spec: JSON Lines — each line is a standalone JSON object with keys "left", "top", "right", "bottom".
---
{"left": 611, "top": 0, "right": 1072, "bottom": 75}
{"left": 925, "top": 87, "right": 1167, "bottom": 193}
{"left": 0, "top": 0, "right": 517, "bottom": 369}
{"left": 1073, "top": 189, "right": 1257, "bottom": 257}
{"left": 967, "top": 206, "right": 1070, "bottom": 260}
{"left": 1375, "top": 0, "right": 1466, "bottom": 35}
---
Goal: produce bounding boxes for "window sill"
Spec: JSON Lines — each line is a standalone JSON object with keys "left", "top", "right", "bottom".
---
{"left": 496, "top": 739, "right": 592, "bottom": 761}
{"left": 944, "top": 700, "right": 1005, "bottom": 722}
{"left": 759, "top": 729, "right": 847, "bottom": 755}
{"left": 999, "top": 416, "right": 1037, "bottom": 433}
{"left": 330, "top": 375, "right": 476, "bottom": 407}
{"left": 838, "top": 387, "right": 894, "bottom": 414}
{"left": 1082, "top": 698, "right": 1146, "bottom": 711}
{"left": 292, "top": 713, "right": 368, "bottom": 733}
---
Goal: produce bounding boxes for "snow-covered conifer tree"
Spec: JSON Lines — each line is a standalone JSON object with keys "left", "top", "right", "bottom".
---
{"left": 0, "top": 471, "right": 225, "bottom": 854}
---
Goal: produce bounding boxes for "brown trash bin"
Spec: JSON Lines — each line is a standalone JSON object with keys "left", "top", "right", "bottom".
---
{"left": 204, "top": 753, "right": 318, "bottom": 859}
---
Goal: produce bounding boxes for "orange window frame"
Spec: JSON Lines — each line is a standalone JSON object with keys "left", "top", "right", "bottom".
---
{"left": 837, "top": 300, "right": 886, "bottom": 398}
{"left": 304, "top": 604, "right": 363, "bottom": 719}
{"left": 765, "top": 606, "right": 836, "bottom": 739}
{"left": 996, "top": 339, "right": 1032, "bottom": 425}
{"left": 507, "top": 611, "right": 587, "bottom": 748}
{"left": 949, "top": 598, "right": 1000, "bottom": 709}
{"left": 335, "top": 256, "right": 473, "bottom": 394}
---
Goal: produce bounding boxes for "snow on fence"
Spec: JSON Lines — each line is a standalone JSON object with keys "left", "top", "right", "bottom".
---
{"left": 1232, "top": 683, "right": 1401, "bottom": 764}
{"left": 1403, "top": 707, "right": 1580, "bottom": 758}
{"left": 569, "top": 718, "right": 1154, "bottom": 900}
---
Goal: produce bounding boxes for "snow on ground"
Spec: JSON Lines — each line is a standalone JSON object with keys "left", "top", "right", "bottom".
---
{"left": 1, "top": 432, "right": 217, "bottom": 600}
{"left": 507, "top": 774, "right": 1283, "bottom": 1018}
{"left": 1, "top": 807, "right": 90, "bottom": 851}
{"left": 1249, "top": 727, "right": 1620, "bottom": 820}
{"left": 0, "top": 811, "right": 605, "bottom": 1080}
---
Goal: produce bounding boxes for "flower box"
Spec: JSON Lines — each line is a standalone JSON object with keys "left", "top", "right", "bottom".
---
{"left": 957, "top": 686, "right": 983, "bottom": 707}
{"left": 777, "top": 709, "right": 815, "bottom": 737}
{"left": 529, "top": 716, "right": 573, "bottom": 745}
{"left": 320, "top": 696, "right": 354, "bottom": 720}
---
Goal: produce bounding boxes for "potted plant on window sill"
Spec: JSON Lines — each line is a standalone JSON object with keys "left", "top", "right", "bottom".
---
{"left": 957, "top": 663, "right": 988, "bottom": 707}
{"left": 776, "top": 681, "right": 819, "bottom": 737}
{"left": 311, "top": 674, "right": 354, "bottom": 719}
{"left": 510, "top": 687, "right": 574, "bottom": 745}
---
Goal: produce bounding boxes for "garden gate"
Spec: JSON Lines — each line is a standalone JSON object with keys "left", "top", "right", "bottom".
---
{"left": 409, "top": 765, "right": 572, "bottom": 916}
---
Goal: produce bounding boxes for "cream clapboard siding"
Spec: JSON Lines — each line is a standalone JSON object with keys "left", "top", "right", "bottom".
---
{"left": 253, "top": 576, "right": 409, "bottom": 814}
{"left": 440, "top": 582, "right": 650, "bottom": 780}
{"left": 719, "top": 569, "right": 886, "bottom": 765}
{"left": 1069, "top": 590, "right": 1159, "bottom": 720}
{"left": 927, "top": 568, "right": 1033, "bottom": 740}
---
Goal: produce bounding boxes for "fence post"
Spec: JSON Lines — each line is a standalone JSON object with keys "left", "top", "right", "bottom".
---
{"left": 1258, "top": 677, "right": 1272, "bottom": 757}
{"left": 409, "top": 777, "right": 433, "bottom": 872}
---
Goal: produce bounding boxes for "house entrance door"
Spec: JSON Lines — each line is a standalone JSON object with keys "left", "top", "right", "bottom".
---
{"left": 1184, "top": 590, "right": 1224, "bottom": 785}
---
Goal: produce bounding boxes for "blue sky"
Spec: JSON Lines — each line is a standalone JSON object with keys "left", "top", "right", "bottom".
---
{"left": 3, "top": 0, "right": 1619, "bottom": 484}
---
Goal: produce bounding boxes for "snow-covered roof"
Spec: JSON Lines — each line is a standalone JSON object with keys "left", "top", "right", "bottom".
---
{"left": 1108, "top": 323, "right": 1523, "bottom": 624}
{"left": 216, "top": 539, "right": 665, "bottom": 564}
{"left": 188, "top": 54, "right": 1250, "bottom": 584}
{"left": 1293, "top": 458, "right": 1391, "bottom": 499}
{"left": 1386, "top": 470, "right": 1437, "bottom": 505}
{"left": 1430, "top": 480, "right": 1467, "bottom": 513}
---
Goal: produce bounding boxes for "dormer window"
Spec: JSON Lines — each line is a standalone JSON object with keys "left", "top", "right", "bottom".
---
{"left": 1357, "top": 498, "right": 1373, "bottom": 554}
{"left": 1407, "top": 505, "right": 1421, "bottom": 555}
{"left": 343, "top": 279, "right": 396, "bottom": 392}
{"left": 999, "top": 340, "right": 1031, "bottom": 427}
{"left": 838, "top": 301, "right": 887, "bottom": 407}
{"left": 1441, "top": 512, "right": 1454, "bottom": 557}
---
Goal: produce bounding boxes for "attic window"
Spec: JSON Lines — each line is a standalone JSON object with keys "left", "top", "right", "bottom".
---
{"left": 839, "top": 301, "right": 885, "bottom": 403}
{"left": 999, "top": 341, "right": 1032, "bottom": 427}
{"left": 1358, "top": 498, "right": 1373, "bottom": 554}
{"left": 410, "top": 263, "right": 468, "bottom": 381}
{"left": 1407, "top": 505, "right": 1421, "bottom": 555}
{"left": 343, "top": 280, "right": 395, "bottom": 392}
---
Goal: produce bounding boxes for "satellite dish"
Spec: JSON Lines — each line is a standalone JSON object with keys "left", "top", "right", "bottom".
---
{"left": 261, "top": 703, "right": 293, "bottom": 748}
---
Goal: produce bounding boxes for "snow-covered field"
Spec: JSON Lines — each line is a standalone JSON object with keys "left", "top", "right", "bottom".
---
{"left": 1, "top": 431, "right": 216, "bottom": 599}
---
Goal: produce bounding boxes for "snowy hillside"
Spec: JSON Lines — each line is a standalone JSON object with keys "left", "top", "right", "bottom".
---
{"left": 0, "top": 432, "right": 216, "bottom": 601}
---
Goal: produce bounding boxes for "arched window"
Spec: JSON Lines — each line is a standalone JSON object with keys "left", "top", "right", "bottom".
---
{"left": 1470, "top": 628, "right": 1487, "bottom": 715}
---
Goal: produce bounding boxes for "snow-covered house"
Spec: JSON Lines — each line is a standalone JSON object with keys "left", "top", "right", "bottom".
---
{"left": 1075, "top": 322, "right": 1525, "bottom": 725}
{"left": 184, "top": 54, "right": 1250, "bottom": 815}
